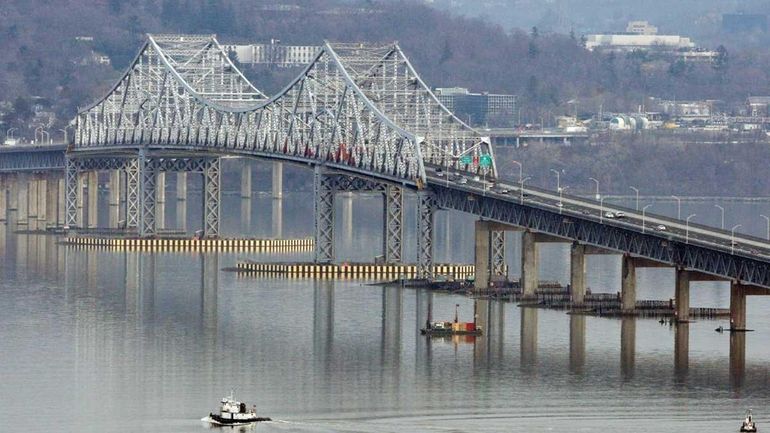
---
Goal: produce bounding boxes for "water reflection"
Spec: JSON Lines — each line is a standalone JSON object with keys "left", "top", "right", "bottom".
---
{"left": 520, "top": 307, "right": 538, "bottom": 372}
{"left": 620, "top": 317, "right": 636, "bottom": 380}
{"left": 674, "top": 323, "right": 689, "bottom": 381}
{"left": 569, "top": 314, "right": 586, "bottom": 375}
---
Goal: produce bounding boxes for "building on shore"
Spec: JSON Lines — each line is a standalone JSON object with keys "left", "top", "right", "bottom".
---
{"left": 435, "top": 87, "right": 516, "bottom": 126}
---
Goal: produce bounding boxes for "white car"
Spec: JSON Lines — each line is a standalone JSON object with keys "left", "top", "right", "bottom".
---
{"left": 604, "top": 211, "right": 616, "bottom": 218}
{"left": 615, "top": 211, "right": 626, "bottom": 218}
{"left": 472, "top": 175, "right": 481, "bottom": 182}
{"left": 655, "top": 224, "right": 667, "bottom": 231}
{"left": 458, "top": 177, "right": 468, "bottom": 184}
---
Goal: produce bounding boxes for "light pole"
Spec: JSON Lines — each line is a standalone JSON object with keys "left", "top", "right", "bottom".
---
{"left": 6, "top": 127, "right": 17, "bottom": 140}
{"left": 671, "top": 195, "right": 681, "bottom": 220}
{"left": 715, "top": 204, "right": 725, "bottom": 230}
{"left": 642, "top": 204, "right": 652, "bottom": 233}
{"left": 550, "top": 169, "right": 561, "bottom": 192}
{"left": 512, "top": 160, "right": 523, "bottom": 183}
{"left": 730, "top": 224, "right": 742, "bottom": 255}
{"left": 629, "top": 186, "right": 639, "bottom": 211}
{"left": 519, "top": 176, "right": 531, "bottom": 204}
{"left": 686, "top": 213, "right": 696, "bottom": 243}
{"left": 762, "top": 214, "right": 770, "bottom": 241}
{"left": 600, "top": 196, "right": 607, "bottom": 223}
{"left": 589, "top": 177, "right": 600, "bottom": 200}
{"left": 559, "top": 186, "right": 569, "bottom": 214}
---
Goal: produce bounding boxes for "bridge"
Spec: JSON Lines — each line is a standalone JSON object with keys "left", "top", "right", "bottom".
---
{"left": 1, "top": 34, "right": 768, "bottom": 343}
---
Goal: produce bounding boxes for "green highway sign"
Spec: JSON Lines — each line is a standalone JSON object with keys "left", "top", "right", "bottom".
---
{"left": 460, "top": 155, "right": 472, "bottom": 164}
{"left": 479, "top": 155, "right": 492, "bottom": 167}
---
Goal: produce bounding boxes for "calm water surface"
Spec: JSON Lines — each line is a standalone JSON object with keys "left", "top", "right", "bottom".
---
{"left": 2, "top": 189, "right": 770, "bottom": 433}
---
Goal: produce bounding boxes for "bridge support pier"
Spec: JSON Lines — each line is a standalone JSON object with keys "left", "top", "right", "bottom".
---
{"left": 45, "top": 175, "right": 58, "bottom": 229}
{"left": 314, "top": 166, "right": 335, "bottom": 263}
{"left": 240, "top": 159, "right": 252, "bottom": 199}
{"left": 109, "top": 170, "right": 121, "bottom": 229}
{"left": 202, "top": 158, "right": 220, "bottom": 238}
{"left": 272, "top": 162, "right": 283, "bottom": 199}
{"left": 570, "top": 243, "right": 587, "bottom": 305}
{"left": 138, "top": 151, "right": 158, "bottom": 237}
{"left": 17, "top": 173, "right": 28, "bottom": 227}
{"left": 474, "top": 221, "right": 491, "bottom": 290}
{"left": 36, "top": 177, "right": 47, "bottom": 230}
{"left": 0, "top": 176, "right": 6, "bottom": 222}
{"left": 176, "top": 172, "right": 187, "bottom": 231}
{"left": 730, "top": 283, "right": 747, "bottom": 331}
{"left": 8, "top": 175, "right": 18, "bottom": 216}
{"left": 87, "top": 171, "right": 98, "bottom": 229}
{"left": 383, "top": 185, "right": 403, "bottom": 264}
{"left": 675, "top": 269, "right": 690, "bottom": 322}
{"left": 521, "top": 231, "right": 539, "bottom": 298}
{"left": 27, "top": 177, "right": 38, "bottom": 230}
{"left": 621, "top": 255, "right": 637, "bottom": 312}
{"left": 156, "top": 172, "right": 166, "bottom": 230}
{"left": 125, "top": 158, "right": 139, "bottom": 230}
{"left": 416, "top": 190, "right": 436, "bottom": 278}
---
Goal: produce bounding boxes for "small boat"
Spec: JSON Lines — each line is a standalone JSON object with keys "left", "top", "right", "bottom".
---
{"left": 202, "top": 391, "right": 271, "bottom": 426}
{"left": 741, "top": 409, "right": 758, "bottom": 432}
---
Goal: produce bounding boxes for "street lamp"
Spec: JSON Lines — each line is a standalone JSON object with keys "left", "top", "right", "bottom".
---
{"left": 715, "top": 204, "right": 725, "bottom": 230}
{"left": 671, "top": 195, "right": 681, "bottom": 220}
{"left": 761, "top": 214, "right": 770, "bottom": 241}
{"left": 6, "top": 127, "right": 17, "bottom": 140}
{"left": 519, "top": 176, "right": 531, "bottom": 204}
{"left": 630, "top": 186, "right": 640, "bottom": 211}
{"left": 730, "top": 224, "right": 742, "bottom": 255}
{"left": 559, "top": 186, "right": 570, "bottom": 214}
{"left": 642, "top": 204, "right": 652, "bottom": 233}
{"left": 589, "top": 177, "right": 600, "bottom": 200}
{"left": 512, "top": 160, "right": 523, "bottom": 182}
{"left": 686, "top": 213, "right": 697, "bottom": 243}
{"left": 550, "top": 169, "right": 561, "bottom": 192}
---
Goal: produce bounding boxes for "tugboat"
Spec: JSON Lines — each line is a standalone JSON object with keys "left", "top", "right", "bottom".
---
{"left": 741, "top": 409, "right": 758, "bottom": 432}
{"left": 421, "top": 303, "right": 483, "bottom": 336}
{"left": 202, "top": 391, "right": 271, "bottom": 426}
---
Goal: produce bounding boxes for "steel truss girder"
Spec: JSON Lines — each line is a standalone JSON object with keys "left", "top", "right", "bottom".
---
{"left": 384, "top": 185, "right": 404, "bottom": 264}
{"left": 0, "top": 147, "right": 66, "bottom": 173}
{"left": 417, "top": 190, "right": 436, "bottom": 278}
{"left": 125, "top": 158, "right": 139, "bottom": 228}
{"left": 430, "top": 184, "right": 770, "bottom": 289}
{"left": 326, "top": 174, "right": 386, "bottom": 192}
{"left": 491, "top": 230, "right": 506, "bottom": 276}
{"left": 202, "top": 157, "right": 220, "bottom": 237}
{"left": 314, "top": 166, "right": 335, "bottom": 263}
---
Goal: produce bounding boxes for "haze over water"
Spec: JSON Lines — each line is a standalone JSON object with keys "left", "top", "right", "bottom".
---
{"left": 2, "top": 191, "right": 770, "bottom": 433}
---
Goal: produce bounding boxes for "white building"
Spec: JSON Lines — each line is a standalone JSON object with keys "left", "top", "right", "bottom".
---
{"left": 227, "top": 41, "right": 320, "bottom": 66}
{"left": 585, "top": 34, "right": 694, "bottom": 52}
{"left": 626, "top": 21, "right": 658, "bottom": 35}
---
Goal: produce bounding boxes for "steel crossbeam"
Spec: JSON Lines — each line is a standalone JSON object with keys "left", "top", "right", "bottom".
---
{"left": 416, "top": 190, "right": 436, "bottom": 278}
{"left": 314, "top": 166, "right": 335, "bottom": 263}
{"left": 384, "top": 185, "right": 404, "bottom": 263}
{"left": 202, "top": 157, "right": 221, "bottom": 237}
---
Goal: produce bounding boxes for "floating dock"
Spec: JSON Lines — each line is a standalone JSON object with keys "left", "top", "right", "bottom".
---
{"left": 236, "top": 262, "right": 474, "bottom": 280}
{"left": 61, "top": 236, "right": 314, "bottom": 252}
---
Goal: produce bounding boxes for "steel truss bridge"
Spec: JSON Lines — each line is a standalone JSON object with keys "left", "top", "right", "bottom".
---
{"left": 5, "top": 33, "right": 770, "bottom": 293}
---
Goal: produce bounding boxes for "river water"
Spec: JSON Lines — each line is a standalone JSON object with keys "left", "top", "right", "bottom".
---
{"left": 2, "top": 188, "right": 770, "bottom": 433}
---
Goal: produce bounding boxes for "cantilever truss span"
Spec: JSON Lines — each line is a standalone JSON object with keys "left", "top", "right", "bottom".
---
{"left": 75, "top": 34, "right": 496, "bottom": 185}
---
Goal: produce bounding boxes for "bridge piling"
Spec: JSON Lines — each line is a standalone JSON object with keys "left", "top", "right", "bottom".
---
{"left": 36, "top": 177, "right": 47, "bottom": 230}
{"left": 272, "top": 162, "right": 283, "bottom": 199}
{"left": 621, "top": 255, "right": 637, "bottom": 312}
{"left": 16, "top": 173, "right": 28, "bottom": 227}
{"left": 45, "top": 175, "right": 58, "bottom": 229}
{"left": 0, "top": 176, "right": 6, "bottom": 222}
{"left": 8, "top": 174, "right": 18, "bottom": 215}
{"left": 108, "top": 170, "right": 121, "bottom": 229}
{"left": 156, "top": 172, "right": 166, "bottom": 230}
{"left": 176, "top": 172, "right": 187, "bottom": 231}
{"left": 201, "top": 158, "right": 220, "bottom": 238}
{"left": 675, "top": 269, "right": 691, "bottom": 322}
{"left": 521, "top": 231, "right": 540, "bottom": 298}
{"left": 570, "top": 243, "right": 587, "bottom": 305}
{"left": 474, "top": 220, "right": 491, "bottom": 290}
{"left": 416, "top": 190, "right": 436, "bottom": 278}
{"left": 87, "top": 171, "right": 98, "bottom": 229}
{"left": 730, "top": 283, "right": 747, "bottom": 330}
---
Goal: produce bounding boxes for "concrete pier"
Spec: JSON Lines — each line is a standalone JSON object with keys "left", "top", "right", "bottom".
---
{"left": 0, "top": 176, "right": 6, "bottom": 222}
{"left": 28, "top": 178, "right": 39, "bottom": 230}
{"left": 156, "top": 172, "right": 166, "bottom": 230}
{"left": 87, "top": 171, "right": 98, "bottom": 228}
{"left": 109, "top": 170, "right": 121, "bottom": 228}
{"left": 57, "top": 178, "right": 65, "bottom": 227}
{"left": 521, "top": 231, "right": 539, "bottom": 298}
{"left": 36, "top": 178, "right": 47, "bottom": 229}
{"left": 176, "top": 172, "right": 187, "bottom": 230}
{"left": 272, "top": 161, "right": 283, "bottom": 199}
{"left": 570, "top": 243, "right": 586, "bottom": 305}
{"left": 17, "top": 174, "right": 28, "bottom": 226}
{"left": 46, "top": 176, "right": 58, "bottom": 228}
{"left": 271, "top": 197, "right": 283, "bottom": 238}
{"left": 621, "top": 255, "right": 637, "bottom": 312}
{"left": 8, "top": 175, "right": 18, "bottom": 215}
{"left": 240, "top": 160, "right": 251, "bottom": 199}
{"left": 675, "top": 269, "right": 690, "bottom": 322}
{"left": 474, "top": 220, "right": 491, "bottom": 290}
{"left": 730, "top": 283, "right": 747, "bottom": 330}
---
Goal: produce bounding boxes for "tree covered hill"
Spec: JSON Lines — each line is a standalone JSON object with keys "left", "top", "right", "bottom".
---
{"left": 2, "top": 0, "right": 770, "bottom": 137}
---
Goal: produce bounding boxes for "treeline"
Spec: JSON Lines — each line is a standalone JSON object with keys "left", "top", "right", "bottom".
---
{"left": 2, "top": 0, "right": 770, "bottom": 135}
